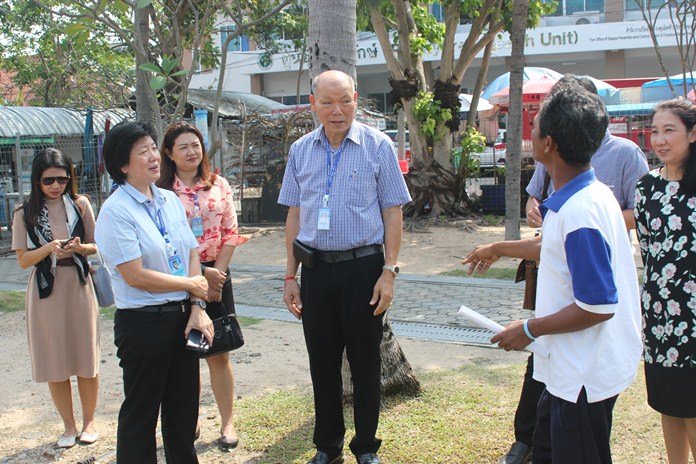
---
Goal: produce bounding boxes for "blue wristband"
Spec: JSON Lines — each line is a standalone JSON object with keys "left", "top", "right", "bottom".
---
{"left": 523, "top": 319, "right": 537, "bottom": 341}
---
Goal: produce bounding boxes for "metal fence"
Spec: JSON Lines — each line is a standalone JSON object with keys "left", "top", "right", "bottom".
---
{"left": 0, "top": 112, "right": 316, "bottom": 253}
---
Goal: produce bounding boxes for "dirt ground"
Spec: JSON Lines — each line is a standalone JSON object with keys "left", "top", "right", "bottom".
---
{"left": 0, "top": 219, "right": 533, "bottom": 463}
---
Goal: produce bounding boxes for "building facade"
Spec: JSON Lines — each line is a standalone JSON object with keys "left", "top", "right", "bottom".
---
{"left": 190, "top": 1, "right": 688, "bottom": 113}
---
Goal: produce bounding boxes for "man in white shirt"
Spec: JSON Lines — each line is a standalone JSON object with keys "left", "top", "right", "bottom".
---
{"left": 466, "top": 83, "right": 642, "bottom": 463}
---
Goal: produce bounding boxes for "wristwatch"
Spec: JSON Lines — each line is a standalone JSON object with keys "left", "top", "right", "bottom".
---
{"left": 191, "top": 300, "right": 207, "bottom": 310}
{"left": 382, "top": 264, "right": 400, "bottom": 277}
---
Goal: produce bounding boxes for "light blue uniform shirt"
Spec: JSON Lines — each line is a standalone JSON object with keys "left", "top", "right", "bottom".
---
{"left": 278, "top": 122, "right": 411, "bottom": 251}
{"left": 527, "top": 131, "right": 649, "bottom": 210}
{"left": 95, "top": 182, "right": 199, "bottom": 309}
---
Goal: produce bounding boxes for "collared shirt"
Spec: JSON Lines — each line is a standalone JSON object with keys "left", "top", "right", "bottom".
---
{"left": 95, "top": 182, "right": 199, "bottom": 309}
{"left": 527, "top": 131, "right": 649, "bottom": 209}
{"left": 171, "top": 174, "right": 248, "bottom": 262}
{"left": 278, "top": 121, "right": 411, "bottom": 251}
{"left": 534, "top": 169, "right": 642, "bottom": 403}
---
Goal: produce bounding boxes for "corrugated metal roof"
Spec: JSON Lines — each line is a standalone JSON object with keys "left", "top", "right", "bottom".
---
{"left": 187, "top": 89, "right": 288, "bottom": 117}
{"left": 0, "top": 107, "right": 133, "bottom": 138}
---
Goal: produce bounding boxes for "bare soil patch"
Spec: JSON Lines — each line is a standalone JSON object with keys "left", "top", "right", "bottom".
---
{"left": 0, "top": 220, "right": 532, "bottom": 463}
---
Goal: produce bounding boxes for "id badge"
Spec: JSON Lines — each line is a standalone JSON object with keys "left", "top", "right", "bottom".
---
{"left": 317, "top": 207, "right": 331, "bottom": 230}
{"left": 168, "top": 253, "right": 186, "bottom": 276}
{"left": 191, "top": 216, "right": 204, "bottom": 237}
{"left": 165, "top": 241, "right": 186, "bottom": 276}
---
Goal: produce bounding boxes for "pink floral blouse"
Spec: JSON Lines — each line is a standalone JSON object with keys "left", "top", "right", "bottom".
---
{"left": 172, "top": 174, "right": 248, "bottom": 263}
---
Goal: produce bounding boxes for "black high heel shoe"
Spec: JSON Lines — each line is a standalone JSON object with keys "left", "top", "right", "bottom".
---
{"left": 217, "top": 435, "right": 239, "bottom": 451}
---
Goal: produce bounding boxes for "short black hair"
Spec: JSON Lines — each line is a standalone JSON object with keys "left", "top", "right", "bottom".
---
{"left": 538, "top": 83, "right": 608, "bottom": 166}
{"left": 103, "top": 120, "right": 158, "bottom": 185}
{"left": 554, "top": 74, "right": 598, "bottom": 96}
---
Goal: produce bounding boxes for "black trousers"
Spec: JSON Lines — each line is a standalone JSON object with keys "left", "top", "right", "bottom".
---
{"left": 114, "top": 307, "right": 200, "bottom": 463}
{"left": 300, "top": 252, "right": 385, "bottom": 457}
{"left": 514, "top": 354, "right": 546, "bottom": 445}
{"left": 533, "top": 388, "right": 618, "bottom": 464}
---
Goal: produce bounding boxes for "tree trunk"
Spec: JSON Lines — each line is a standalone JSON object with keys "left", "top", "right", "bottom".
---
{"left": 504, "top": 0, "right": 529, "bottom": 241}
{"left": 309, "top": 0, "right": 357, "bottom": 80}
{"left": 342, "top": 316, "right": 421, "bottom": 398}
{"left": 309, "top": 0, "right": 421, "bottom": 398}
{"left": 367, "top": 0, "right": 507, "bottom": 217}
{"left": 134, "top": 4, "right": 154, "bottom": 125}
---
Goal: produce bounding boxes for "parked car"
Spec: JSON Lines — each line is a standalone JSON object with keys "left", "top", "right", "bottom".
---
{"left": 477, "top": 130, "right": 507, "bottom": 168}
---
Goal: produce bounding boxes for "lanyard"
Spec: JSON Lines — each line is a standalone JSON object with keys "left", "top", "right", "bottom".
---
{"left": 190, "top": 191, "right": 200, "bottom": 217}
{"left": 324, "top": 141, "right": 343, "bottom": 207}
{"left": 145, "top": 205, "right": 168, "bottom": 240}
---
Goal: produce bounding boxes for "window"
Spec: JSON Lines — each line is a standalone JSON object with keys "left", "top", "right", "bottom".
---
{"left": 220, "top": 26, "right": 250, "bottom": 52}
{"left": 431, "top": 2, "right": 444, "bottom": 22}
{"left": 281, "top": 95, "right": 309, "bottom": 105}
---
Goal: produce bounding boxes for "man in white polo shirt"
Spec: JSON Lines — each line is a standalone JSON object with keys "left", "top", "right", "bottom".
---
{"left": 466, "top": 83, "right": 642, "bottom": 463}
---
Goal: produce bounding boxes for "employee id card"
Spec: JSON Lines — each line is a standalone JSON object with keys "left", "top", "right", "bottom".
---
{"left": 190, "top": 193, "right": 204, "bottom": 236}
{"left": 318, "top": 207, "right": 330, "bottom": 230}
{"left": 318, "top": 194, "right": 331, "bottom": 230}
{"left": 190, "top": 216, "right": 204, "bottom": 236}
{"left": 166, "top": 240, "right": 186, "bottom": 276}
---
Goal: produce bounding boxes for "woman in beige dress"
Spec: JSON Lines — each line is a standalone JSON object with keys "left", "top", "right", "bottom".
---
{"left": 11, "top": 148, "right": 100, "bottom": 448}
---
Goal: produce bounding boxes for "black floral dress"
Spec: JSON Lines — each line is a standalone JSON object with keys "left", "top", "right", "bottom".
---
{"left": 634, "top": 169, "right": 696, "bottom": 417}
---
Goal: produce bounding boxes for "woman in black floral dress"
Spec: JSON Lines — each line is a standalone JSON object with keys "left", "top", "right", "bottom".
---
{"left": 634, "top": 98, "right": 696, "bottom": 463}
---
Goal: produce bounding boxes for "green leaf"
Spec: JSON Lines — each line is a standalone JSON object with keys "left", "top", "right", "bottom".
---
{"left": 113, "top": 0, "right": 129, "bottom": 14}
{"left": 74, "top": 31, "right": 90, "bottom": 47}
{"left": 64, "top": 23, "right": 86, "bottom": 36}
{"left": 150, "top": 75, "right": 167, "bottom": 91}
{"left": 139, "top": 63, "right": 161, "bottom": 73}
{"left": 161, "top": 57, "right": 178, "bottom": 74}
{"left": 170, "top": 69, "right": 189, "bottom": 77}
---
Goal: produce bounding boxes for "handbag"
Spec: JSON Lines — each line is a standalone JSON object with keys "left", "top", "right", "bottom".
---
{"left": 90, "top": 249, "right": 115, "bottom": 308}
{"left": 201, "top": 313, "right": 244, "bottom": 358}
{"left": 515, "top": 259, "right": 538, "bottom": 311}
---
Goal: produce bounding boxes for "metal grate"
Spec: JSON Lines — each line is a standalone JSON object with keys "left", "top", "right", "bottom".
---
{"left": 236, "top": 304, "right": 496, "bottom": 347}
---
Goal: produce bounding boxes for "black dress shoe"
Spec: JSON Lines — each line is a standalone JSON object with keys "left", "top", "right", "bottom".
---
{"left": 355, "top": 453, "right": 381, "bottom": 464}
{"left": 307, "top": 451, "right": 345, "bottom": 464}
{"left": 498, "top": 441, "right": 532, "bottom": 464}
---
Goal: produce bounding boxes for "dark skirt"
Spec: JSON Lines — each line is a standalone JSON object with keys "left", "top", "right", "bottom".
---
{"left": 201, "top": 262, "right": 236, "bottom": 320}
{"left": 645, "top": 362, "right": 696, "bottom": 418}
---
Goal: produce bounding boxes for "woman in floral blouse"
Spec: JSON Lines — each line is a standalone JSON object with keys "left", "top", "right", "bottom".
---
{"left": 158, "top": 121, "right": 247, "bottom": 449}
{"left": 634, "top": 98, "right": 696, "bottom": 463}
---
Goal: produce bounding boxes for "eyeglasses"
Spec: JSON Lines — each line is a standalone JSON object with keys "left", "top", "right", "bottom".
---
{"left": 40, "top": 176, "right": 71, "bottom": 186}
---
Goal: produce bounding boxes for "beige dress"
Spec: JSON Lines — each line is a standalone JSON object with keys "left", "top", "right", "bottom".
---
{"left": 11, "top": 196, "right": 100, "bottom": 383}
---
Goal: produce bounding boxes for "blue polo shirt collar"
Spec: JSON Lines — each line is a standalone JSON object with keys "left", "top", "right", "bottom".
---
{"left": 121, "top": 181, "right": 167, "bottom": 207}
{"left": 314, "top": 122, "right": 362, "bottom": 149}
{"left": 540, "top": 168, "right": 596, "bottom": 217}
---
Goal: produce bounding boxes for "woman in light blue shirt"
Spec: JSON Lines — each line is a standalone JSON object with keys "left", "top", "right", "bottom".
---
{"left": 95, "top": 121, "right": 212, "bottom": 463}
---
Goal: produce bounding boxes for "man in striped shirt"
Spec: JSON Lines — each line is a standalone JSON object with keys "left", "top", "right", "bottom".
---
{"left": 278, "top": 70, "right": 411, "bottom": 464}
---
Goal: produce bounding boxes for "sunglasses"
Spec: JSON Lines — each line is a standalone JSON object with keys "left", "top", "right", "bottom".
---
{"left": 40, "top": 176, "right": 71, "bottom": 186}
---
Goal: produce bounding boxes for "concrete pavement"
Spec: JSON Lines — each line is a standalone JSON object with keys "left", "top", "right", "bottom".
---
{"left": 0, "top": 257, "right": 529, "bottom": 346}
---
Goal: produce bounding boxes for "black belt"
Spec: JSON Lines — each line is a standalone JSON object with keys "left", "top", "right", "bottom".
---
{"left": 315, "top": 244, "right": 383, "bottom": 264}
{"left": 56, "top": 259, "right": 75, "bottom": 267}
{"left": 120, "top": 300, "right": 188, "bottom": 313}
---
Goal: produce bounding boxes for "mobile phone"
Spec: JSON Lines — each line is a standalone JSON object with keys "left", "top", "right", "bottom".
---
{"left": 60, "top": 238, "right": 74, "bottom": 248}
{"left": 186, "top": 329, "right": 210, "bottom": 353}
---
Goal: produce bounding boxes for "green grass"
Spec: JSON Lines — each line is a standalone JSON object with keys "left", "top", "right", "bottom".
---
{"left": 483, "top": 214, "right": 504, "bottom": 225}
{"left": 441, "top": 267, "right": 518, "bottom": 280}
{"left": 229, "top": 363, "right": 664, "bottom": 463}
{"left": 0, "top": 290, "right": 27, "bottom": 312}
{"left": 99, "top": 308, "right": 259, "bottom": 323}
{"left": 0, "top": 293, "right": 261, "bottom": 327}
